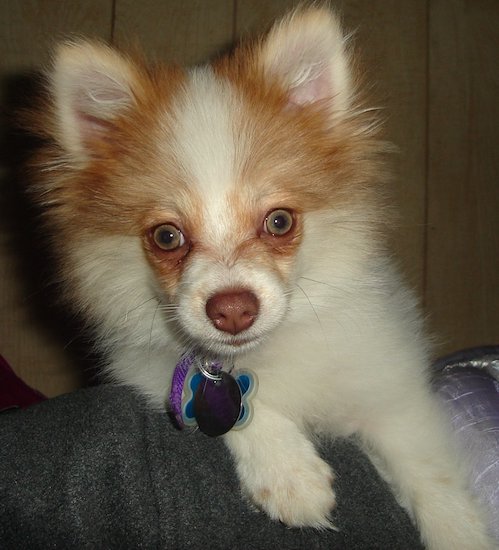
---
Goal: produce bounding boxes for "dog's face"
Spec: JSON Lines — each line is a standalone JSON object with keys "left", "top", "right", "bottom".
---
{"left": 31, "top": 9, "right": 384, "bottom": 360}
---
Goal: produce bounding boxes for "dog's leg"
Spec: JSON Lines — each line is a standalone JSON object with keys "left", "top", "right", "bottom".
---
{"left": 224, "top": 401, "right": 336, "bottom": 528}
{"left": 359, "top": 396, "right": 494, "bottom": 550}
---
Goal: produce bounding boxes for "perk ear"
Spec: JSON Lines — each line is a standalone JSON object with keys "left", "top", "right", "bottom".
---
{"left": 258, "top": 8, "right": 353, "bottom": 114}
{"left": 49, "top": 40, "right": 139, "bottom": 159}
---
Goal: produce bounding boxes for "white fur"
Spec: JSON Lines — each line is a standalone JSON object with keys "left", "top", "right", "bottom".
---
{"left": 50, "top": 9, "right": 495, "bottom": 550}
{"left": 168, "top": 67, "right": 239, "bottom": 204}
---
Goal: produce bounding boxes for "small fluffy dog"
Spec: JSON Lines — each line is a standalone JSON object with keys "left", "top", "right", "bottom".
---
{"left": 27, "top": 7, "right": 493, "bottom": 549}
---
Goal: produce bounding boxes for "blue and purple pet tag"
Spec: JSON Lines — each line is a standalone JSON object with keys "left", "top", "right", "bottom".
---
{"left": 170, "top": 353, "right": 257, "bottom": 437}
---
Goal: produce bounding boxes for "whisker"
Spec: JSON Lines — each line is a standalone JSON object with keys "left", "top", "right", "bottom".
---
{"left": 147, "top": 300, "right": 161, "bottom": 361}
{"left": 124, "top": 296, "right": 159, "bottom": 320}
{"left": 295, "top": 282, "right": 329, "bottom": 348}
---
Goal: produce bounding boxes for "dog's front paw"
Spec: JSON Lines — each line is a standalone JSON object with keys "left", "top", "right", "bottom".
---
{"left": 225, "top": 405, "right": 336, "bottom": 529}
{"left": 242, "top": 450, "right": 336, "bottom": 529}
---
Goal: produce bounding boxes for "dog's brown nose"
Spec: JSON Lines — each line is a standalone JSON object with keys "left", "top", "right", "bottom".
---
{"left": 205, "top": 290, "right": 259, "bottom": 335}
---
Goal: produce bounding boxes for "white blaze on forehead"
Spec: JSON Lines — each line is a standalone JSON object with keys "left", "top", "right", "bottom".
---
{"left": 169, "top": 67, "right": 242, "bottom": 245}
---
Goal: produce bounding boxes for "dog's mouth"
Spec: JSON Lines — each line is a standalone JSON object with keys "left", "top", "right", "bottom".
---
{"left": 186, "top": 327, "right": 265, "bottom": 359}
{"left": 210, "top": 333, "right": 262, "bottom": 356}
{"left": 227, "top": 336, "right": 254, "bottom": 347}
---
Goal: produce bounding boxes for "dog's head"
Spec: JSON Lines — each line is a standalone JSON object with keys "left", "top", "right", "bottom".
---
{"left": 30, "top": 8, "right": 386, "bottom": 360}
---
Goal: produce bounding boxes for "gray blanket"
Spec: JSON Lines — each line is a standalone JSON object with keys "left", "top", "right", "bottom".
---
{"left": 0, "top": 385, "right": 422, "bottom": 549}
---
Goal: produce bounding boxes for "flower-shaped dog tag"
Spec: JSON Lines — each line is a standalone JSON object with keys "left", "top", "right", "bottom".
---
{"left": 170, "top": 353, "right": 257, "bottom": 437}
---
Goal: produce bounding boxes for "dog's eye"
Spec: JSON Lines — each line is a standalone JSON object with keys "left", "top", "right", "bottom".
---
{"left": 152, "top": 224, "right": 185, "bottom": 251}
{"left": 264, "top": 209, "right": 294, "bottom": 236}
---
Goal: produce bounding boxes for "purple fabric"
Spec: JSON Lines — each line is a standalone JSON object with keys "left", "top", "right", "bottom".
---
{"left": 169, "top": 353, "right": 193, "bottom": 427}
{"left": 0, "top": 355, "right": 46, "bottom": 412}
{"left": 434, "top": 366, "right": 499, "bottom": 540}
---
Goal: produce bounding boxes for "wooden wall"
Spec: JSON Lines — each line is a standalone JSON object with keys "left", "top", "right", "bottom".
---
{"left": 1, "top": 1, "right": 498, "bottom": 397}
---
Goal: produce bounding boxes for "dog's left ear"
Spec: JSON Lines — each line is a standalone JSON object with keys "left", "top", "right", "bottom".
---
{"left": 258, "top": 8, "right": 352, "bottom": 114}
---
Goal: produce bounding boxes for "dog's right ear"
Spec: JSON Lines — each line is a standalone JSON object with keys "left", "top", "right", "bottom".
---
{"left": 49, "top": 41, "right": 140, "bottom": 161}
{"left": 257, "top": 8, "right": 353, "bottom": 116}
